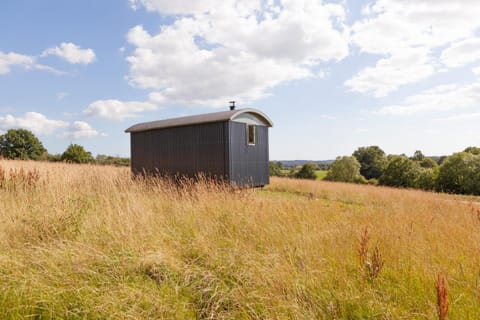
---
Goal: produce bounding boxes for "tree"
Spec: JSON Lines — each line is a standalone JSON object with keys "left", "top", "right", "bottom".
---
{"left": 0, "top": 129, "right": 47, "bottom": 160}
{"left": 325, "top": 156, "right": 365, "bottom": 183}
{"left": 436, "top": 152, "right": 480, "bottom": 195}
{"left": 352, "top": 146, "right": 387, "bottom": 179}
{"left": 269, "top": 161, "right": 284, "bottom": 177}
{"left": 295, "top": 163, "right": 317, "bottom": 180}
{"left": 413, "top": 167, "right": 438, "bottom": 191}
{"left": 436, "top": 155, "right": 448, "bottom": 165}
{"left": 61, "top": 144, "right": 94, "bottom": 163}
{"left": 379, "top": 155, "right": 420, "bottom": 188}
{"left": 96, "top": 154, "right": 130, "bottom": 167}
{"left": 419, "top": 157, "right": 438, "bottom": 168}
{"left": 464, "top": 146, "right": 480, "bottom": 155}
{"left": 411, "top": 150, "right": 425, "bottom": 161}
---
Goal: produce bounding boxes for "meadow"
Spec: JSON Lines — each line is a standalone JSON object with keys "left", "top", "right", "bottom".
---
{"left": 0, "top": 160, "right": 479, "bottom": 319}
{"left": 279, "top": 169, "right": 327, "bottom": 180}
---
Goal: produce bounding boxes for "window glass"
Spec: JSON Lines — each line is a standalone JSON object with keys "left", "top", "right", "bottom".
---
{"left": 247, "top": 125, "right": 256, "bottom": 145}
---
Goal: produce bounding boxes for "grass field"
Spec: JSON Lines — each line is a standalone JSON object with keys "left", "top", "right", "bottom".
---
{"left": 279, "top": 169, "right": 327, "bottom": 180}
{"left": 315, "top": 169, "right": 327, "bottom": 180}
{"left": 1, "top": 160, "right": 479, "bottom": 319}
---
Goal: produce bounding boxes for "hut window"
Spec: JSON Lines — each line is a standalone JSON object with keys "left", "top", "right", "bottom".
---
{"left": 247, "top": 124, "right": 256, "bottom": 145}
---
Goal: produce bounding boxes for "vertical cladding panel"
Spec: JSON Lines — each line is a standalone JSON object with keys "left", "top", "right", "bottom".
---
{"left": 224, "top": 122, "right": 231, "bottom": 181}
{"left": 146, "top": 131, "right": 155, "bottom": 174}
{"left": 130, "top": 134, "right": 138, "bottom": 173}
{"left": 131, "top": 131, "right": 151, "bottom": 175}
{"left": 131, "top": 134, "right": 140, "bottom": 174}
{"left": 229, "top": 122, "right": 270, "bottom": 187}
{"left": 259, "top": 126, "right": 269, "bottom": 184}
{"left": 130, "top": 122, "right": 226, "bottom": 178}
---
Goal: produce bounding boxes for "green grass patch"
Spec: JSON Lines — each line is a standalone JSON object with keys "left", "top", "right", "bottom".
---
{"left": 315, "top": 170, "right": 327, "bottom": 180}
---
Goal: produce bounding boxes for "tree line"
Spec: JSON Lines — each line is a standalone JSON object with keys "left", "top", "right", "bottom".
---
{"left": 271, "top": 145, "right": 480, "bottom": 196}
{"left": 0, "top": 129, "right": 129, "bottom": 166}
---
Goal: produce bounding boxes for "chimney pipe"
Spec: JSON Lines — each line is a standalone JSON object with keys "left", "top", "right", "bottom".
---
{"left": 229, "top": 101, "right": 236, "bottom": 111}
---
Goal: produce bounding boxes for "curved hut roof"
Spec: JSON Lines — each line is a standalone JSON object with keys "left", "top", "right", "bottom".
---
{"left": 125, "top": 108, "right": 273, "bottom": 133}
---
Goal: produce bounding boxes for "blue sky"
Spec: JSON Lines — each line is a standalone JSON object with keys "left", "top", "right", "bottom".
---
{"left": 1, "top": 0, "right": 480, "bottom": 160}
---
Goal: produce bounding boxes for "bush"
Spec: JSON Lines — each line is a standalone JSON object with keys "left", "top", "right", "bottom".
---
{"left": 325, "top": 156, "right": 364, "bottom": 183}
{"left": 269, "top": 161, "right": 284, "bottom": 177}
{"left": 352, "top": 146, "right": 387, "bottom": 180}
{"left": 379, "top": 155, "right": 420, "bottom": 188}
{"left": 464, "top": 146, "right": 480, "bottom": 155}
{"left": 419, "top": 157, "right": 438, "bottom": 168}
{"left": 413, "top": 168, "right": 438, "bottom": 191}
{"left": 436, "top": 152, "right": 480, "bottom": 195}
{"left": 294, "top": 163, "right": 317, "bottom": 180}
{"left": 46, "top": 153, "right": 63, "bottom": 162}
{"left": 61, "top": 144, "right": 94, "bottom": 164}
{"left": 96, "top": 154, "right": 130, "bottom": 167}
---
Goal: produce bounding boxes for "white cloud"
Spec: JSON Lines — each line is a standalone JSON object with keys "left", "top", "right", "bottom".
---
{"left": 62, "top": 121, "right": 99, "bottom": 139}
{"left": 0, "top": 112, "right": 102, "bottom": 139}
{"left": 32, "top": 63, "right": 65, "bottom": 75}
{"left": 440, "top": 38, "right": 480, "bottom": 68}
{"left": 353, "top": 0, "right": 480, "bottom": 55}
{"left": 378, "top": 82, "right": 480, "bottom": 115}
{"left": 474, "top": 66, "right": 480, "bottom": 75}
{"left": 345, "top": 48, "right": 434, "bottom": 97}
{"left": 129, "top": 0, "right": 221, "bottom": 14}
{"left": 0, "top": 112, "right": 69, "bottom": 135}
{"left": 42, "top": 42, "right": 96, "bottom": 65}
{"left": 0, "top": 51, "right": 36, "bottom": 74}
{"left": 126, "top": 0, "right": 349, "bottom": 106}
{"left": 0, "top": 51, "right": 65, "bottom": 75}
{"left": 83, "top": 99, "right": 157, "bottom": 121}
{"left": 348, "top": 0, "right": 480, "bottom": 97}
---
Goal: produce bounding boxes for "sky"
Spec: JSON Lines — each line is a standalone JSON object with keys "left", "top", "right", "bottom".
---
{"left": 1, "top": 0, "right": 480, "bottom": 160}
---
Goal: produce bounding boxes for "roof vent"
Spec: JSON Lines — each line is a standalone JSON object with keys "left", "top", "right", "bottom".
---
{"left": 229, "top": 101, "right": 236, "bottom": 111}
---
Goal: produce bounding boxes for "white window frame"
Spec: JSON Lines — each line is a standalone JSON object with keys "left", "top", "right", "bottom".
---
{"left": 247, "top": 124, "right": 256, "bottom": 146}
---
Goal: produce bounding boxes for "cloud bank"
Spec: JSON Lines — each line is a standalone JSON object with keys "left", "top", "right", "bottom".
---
{"left": 126, "top": 0, "right": 349, "bottom": 107}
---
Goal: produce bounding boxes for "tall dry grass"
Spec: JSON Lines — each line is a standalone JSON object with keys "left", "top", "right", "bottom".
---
{"left": 0, "top": 160, "right": 479, "bottom": 318}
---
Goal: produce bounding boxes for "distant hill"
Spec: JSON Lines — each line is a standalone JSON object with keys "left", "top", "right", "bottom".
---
{"left": 274, "top": 160, "right": 335, "bottom": 168}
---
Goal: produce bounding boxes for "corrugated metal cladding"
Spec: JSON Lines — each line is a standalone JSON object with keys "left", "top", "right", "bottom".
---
{"left": 128, "top": 108, "right": 272, "bottom": 187}
{"left": 228, "top": 122, "right": 269, "bottom": 187}
{"left": 130, "top": 122, "right": 228, "bottom": 178}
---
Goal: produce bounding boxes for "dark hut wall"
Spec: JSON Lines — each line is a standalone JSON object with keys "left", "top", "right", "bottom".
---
{"left": 228, "top": 121, "right": 269, "bottom": 186}
{"left": 130, "top": 122, "right": 228, "bottom": 178}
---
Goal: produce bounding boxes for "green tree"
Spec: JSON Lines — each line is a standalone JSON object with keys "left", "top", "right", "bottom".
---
{"left": 436, "top": 152, "right": 480, "bottom": 195}
{"left": 437, "top": 155, "right": 448, "bottom": 165}
{"left": 419, "top": 157, "right": 438, "bottom": 168}
{"left": 96, "top": 154, "right": 130, "bottom": 167}
{"left": 379, "top": 155, "right": 420, "bottom": 188}
{"left": 295, "top": 163, "right": 317, "bottom": 180}
{"left": 269, "top": 161, "right": 284, "bottom": 176}
{"left": 61, "top": 144, "right": 94, "bottom": 164}
{"left": 464, "top": 146, "right": 480, "bottom": 155}
{"left": 413, "top": 167, "right": 438, "bottom": 191}
{"left": 411, "top": 150, "right": 425, "bottom": 161}
{"left": 352, "top": 146, "right": 387, "bottom": 180}
{"left": 0, "top": 129, "right": 47, "bottom": 160}
{"left": 47, "top": 153, "right": 62, "bottom": 162}
{"left": 325, "top": 156, "right": 365, "bottom": 183}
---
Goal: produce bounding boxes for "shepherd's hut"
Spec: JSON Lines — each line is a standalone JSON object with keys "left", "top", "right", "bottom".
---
{"left": 125, "top": 105, "right": 273, "bottom": 187}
